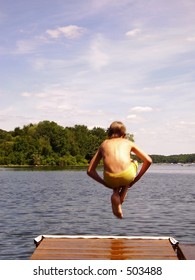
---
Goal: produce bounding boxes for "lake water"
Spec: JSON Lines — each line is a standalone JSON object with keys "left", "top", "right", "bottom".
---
{"left": 0, "top": 164, "right": 195, "bottom": 259}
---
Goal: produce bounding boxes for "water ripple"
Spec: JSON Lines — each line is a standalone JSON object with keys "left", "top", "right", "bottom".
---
{"left": 0, "top": 165, "right": 195, "bottom": 259}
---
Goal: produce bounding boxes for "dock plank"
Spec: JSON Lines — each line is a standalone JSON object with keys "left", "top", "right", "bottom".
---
{"left": 31, "top": 237, "right": 178, "bottom": 260}
{"left": 179, "top": 244, "right": 195, "bottom": 260}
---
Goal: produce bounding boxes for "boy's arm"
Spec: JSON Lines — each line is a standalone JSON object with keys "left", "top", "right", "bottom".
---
{"left": 129, "top": 143, "right": 152, "bottom": 188}
{"left": 87, "top": 148, "right": 109, "bottom": 187}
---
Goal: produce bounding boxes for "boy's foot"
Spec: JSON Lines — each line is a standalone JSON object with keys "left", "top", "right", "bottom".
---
{"left": 111, "top": 193, "right": 123, "bottom": 219}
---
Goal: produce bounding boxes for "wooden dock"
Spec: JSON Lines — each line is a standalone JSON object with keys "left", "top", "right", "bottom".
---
{"left": 30, "top": 235, "right": 192, "bottom": 260}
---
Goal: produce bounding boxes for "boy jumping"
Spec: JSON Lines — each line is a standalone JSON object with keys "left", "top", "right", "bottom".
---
{"left": 87, "top": 121, "right": 152, "bottom": 218}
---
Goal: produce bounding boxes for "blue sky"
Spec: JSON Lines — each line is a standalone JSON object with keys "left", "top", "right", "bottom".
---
{"left": 0, "top": 0, "right": 195, "bottom": 155}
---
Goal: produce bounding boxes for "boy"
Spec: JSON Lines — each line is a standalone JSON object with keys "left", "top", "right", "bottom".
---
{"left": 87, "top": 121, "right": 152, "bottom": 218}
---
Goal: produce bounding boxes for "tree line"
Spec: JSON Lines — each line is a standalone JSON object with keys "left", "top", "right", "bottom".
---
{"left": 150, "top": 154, "right": 195, "bottom": 164}
{"left": 0, "top": 120, "right": 194, "bottom": 166}
{"left": 0, "top": 121, "right": 108, "bottom": 166}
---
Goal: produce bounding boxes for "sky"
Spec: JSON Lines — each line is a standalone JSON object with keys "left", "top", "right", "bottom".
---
{"left": 0, "top": 0, "right": 195, "bottom": 155}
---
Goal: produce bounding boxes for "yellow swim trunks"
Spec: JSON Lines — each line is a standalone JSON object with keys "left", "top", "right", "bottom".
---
{"left": 104, "top": 161, "right": 138, "bottom": 188}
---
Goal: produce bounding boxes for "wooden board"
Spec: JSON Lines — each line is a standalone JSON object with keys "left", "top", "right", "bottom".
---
{"left": 31, "top": 237, "right": 178, "bottom": 260}
{"left": 179, "top": 244, "right": 195, "bottom": 260}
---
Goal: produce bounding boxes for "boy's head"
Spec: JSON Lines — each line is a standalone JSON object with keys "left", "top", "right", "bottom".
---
{"left": 108, "top": 121, "right": 126, "bottom": 138}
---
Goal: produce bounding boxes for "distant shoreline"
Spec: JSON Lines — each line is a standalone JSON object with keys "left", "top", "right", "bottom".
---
{"left": 0, "top": 162, "right": 194, "bottom": 169}
{"left": 0, "top": 164, "right": 88, "bottom": 169}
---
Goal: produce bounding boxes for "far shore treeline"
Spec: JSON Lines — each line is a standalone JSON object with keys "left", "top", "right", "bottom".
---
{"left": 0, "top": 120, "right": 194, "bottom": 166}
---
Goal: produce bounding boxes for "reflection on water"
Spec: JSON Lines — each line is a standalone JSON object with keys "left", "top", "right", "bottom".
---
{"left": 0, "top": 164, "right": 195, "bottom": 259}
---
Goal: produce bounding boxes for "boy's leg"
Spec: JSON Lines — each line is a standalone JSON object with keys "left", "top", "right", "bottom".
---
{"left": 119, "top": 186, "right": 128, "bottom": 204}
{"left": 111, "top": 188, "right": 123, "bottom": 219}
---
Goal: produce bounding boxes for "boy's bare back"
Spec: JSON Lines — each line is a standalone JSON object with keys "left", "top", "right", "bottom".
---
{"left": 100, "top": 138, "right": 133, "bottom": 173}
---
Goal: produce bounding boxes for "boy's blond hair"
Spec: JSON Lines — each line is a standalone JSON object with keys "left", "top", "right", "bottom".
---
{"left": 108, "top": 121, "right": 126, "bottom": 138}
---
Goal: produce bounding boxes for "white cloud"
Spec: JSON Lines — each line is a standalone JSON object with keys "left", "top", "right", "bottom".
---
{"left": 30, "top": 56, "right": 85, "bottom": 72}
{"left": 88, "top": 34, "right": 110, "bottom": 70}
{"left": 21, "top": 91, "right": 49, "bottom": 98}
{"left": 20, "top": 85, "right": 84, "bottom": 116}
{"left": 16, "top": 40, "right": 37, "bottom": 54}
{"left": 15, "top": 25, "right": 86, "bottom": 55}
{"left": 178, "top": 120, "right": 195, "bottom": 126}
{"left": 15, "top": 36, "right": 48, "bottom": 54}
{"left": 46, "top": 29, "right": 61, "bottom": 39}
{"left": 126, "top": 28, "right": 141, "bottom": 37}
{"left": 131, "top": 106, "right": 153, "bottom": 112}
{"left": 21, "top": 92, "right": 32, "bottom": 97}
{"left": 127, "top": 114, "right": 137, "bottom": 119}
{"left": 126, "top": 114, "right": 145, "bottom": 125}
{"left": 186, "top": 36, "right": 195, "bottom": 42}
{"left": 46, "top": 25, "right": 86, "bottom": 39}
